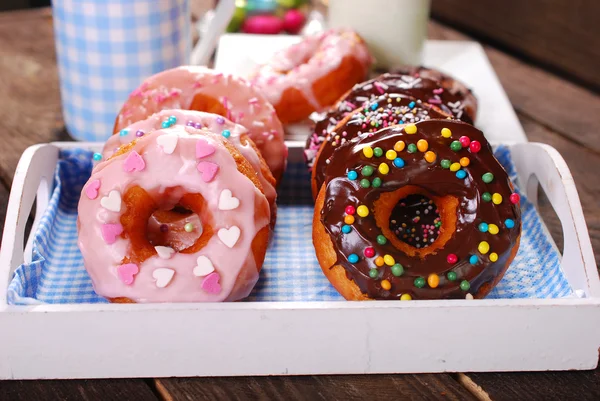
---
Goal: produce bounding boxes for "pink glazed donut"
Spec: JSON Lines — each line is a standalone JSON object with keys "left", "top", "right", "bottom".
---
{"left": 78, "top": 125, "right": 270, "bottom": 303}
{"left": 105, "top": 109, "right": 277, "bottom": 228}
{"left": 113, "top": 66, "right": 288, "bottom": 182}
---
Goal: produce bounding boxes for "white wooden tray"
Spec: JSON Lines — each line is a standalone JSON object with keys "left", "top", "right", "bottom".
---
{"left": 0, "top": 140, "right": 598, "bottom": 379}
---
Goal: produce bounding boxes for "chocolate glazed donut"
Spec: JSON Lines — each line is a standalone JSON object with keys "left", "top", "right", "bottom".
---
{"left": 312, "top": 120, "right": 521, "bottom": 300}
{"left": 304, "top": 73, "right": 476, "bottom": 170}
{"left": 310, "top": 94, "right": 453, "bottom": 198}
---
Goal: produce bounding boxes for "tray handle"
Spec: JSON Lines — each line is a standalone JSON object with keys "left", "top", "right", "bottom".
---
{"left": 0, "top": 144, "right": 59, "bottom": 303}
{"left": 510, "top": 142, "right": 599, "bottom": 297}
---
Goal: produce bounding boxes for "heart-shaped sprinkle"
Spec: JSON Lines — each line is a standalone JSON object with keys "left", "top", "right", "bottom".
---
{"left": 218, "top": 189, "right": 240, "bottom": 210}
{"left": 433, "top": 88, "right": 444, "bottom": 95}
{"left": 218, "top": 226, "right": 240, "bottom": 248}
{"left": 100, "top": 190, "right": 121, "bottom": 212}
{"left": 152, "top": 268, "right": 175, "bottom": 288}
{"left": 123, "top": 150, "right": 146, "bottom": 172}
{"left": 156, "top": 133, "right": 178, "bottom": 154}
{"left": 101, "top": 223, "right": 123, "bottom": 244}
{"left": 193, "top": 255, "right": 215, "bottom": 277}
{"left": 201, "top": 272, "right": 221, "bottom": 294}
{"left": 155, "top": 246, "right": 175, "bottom": 260}
{"left": 85, "top": 179, "right": 101, "bottom": 200}
{"left": 196, "top": 138, "right": 216, "bottom": 159}
{"left": 117, "top": 263, "right": 139, "bottom": 285}
{"left": 197, "top": 161, "right": 219, "bottom": 182}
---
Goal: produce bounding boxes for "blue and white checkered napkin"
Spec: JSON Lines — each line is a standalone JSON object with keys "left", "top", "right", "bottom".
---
{"left": 7, "top": 146, "right": 572, "bottom": 305}
{"left": 52, "top": 0, "right": 190, "bottom": 142}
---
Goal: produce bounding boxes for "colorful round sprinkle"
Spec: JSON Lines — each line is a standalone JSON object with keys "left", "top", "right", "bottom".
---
{"left": 364, "top": 247, "right": 375, "bottom": 258}
{"left": 345, "top": 205, "right": 356, "bottom": 215}
{"left": 460, "top": 280, "right": 470, "bottom": 291}
{"left": 344, "top": 215, "right": 355, "bottom": 225}
{"left": 342, "top": 225, "right": 352, "bottom": 234}
{"left": 492, "top": 193, "right": 503, "bottom": 204}
{"left": 362, "top": 165, "right": 374, "bottom": 177}
{"left": 407, "top": 143, "right": 417, "bottom": 153}
{"left": 417, "top": 139, "right": 429, "bottom": 152}
{"left": 405, "top": 124, "right": 417, "bottom": 134}
{"left": 161, "top": 121, "right": 170, "bottom": 128}
{"left": 374, "top": 147, "right": 383, "bottom": 157}
{"left": 482, "top": 172, "right": 494, "bottom": 183}
{"left": 168, "top": 116, "right": 177, "bottom": 124}
{"left": 348, "top": 254, "right": 359, "bottom": 263}
{"left": 386, "top": 150, "right": 397, "bottom": 160}
{"left": 447, "top": 254, "right": 458, "bottom": 264}
{"left": 347, "top": 170, "right": 358, "bottom": 180}
{"left": 400, "top": 293, "right": 412, "bottom": 300}
{"left": 478, "top": 241, "right": 490, "bottom": 254}
{"left": 383, "top": 254, "right": 395, "bottom": 266}
{"left": 505, "top": 219, "right": 515, "bottom": 229}
{"left": 488, "top": 224, "right": 499, "bottom": 235}
{"left": 381, "top": 279, "right": 392, "bottom": 290}
{"left": 369, "top": 269, "right": 379, "bottom": 279}
{"left": 391, "top": 263, "right": 404, "bottom": 277}
{"left": 478, "top": 222, "right": 489, "bottom": 232}
{"left": 377, "top": 235, "right": 387, "bottom": 245}
{"left": 393, "top": 158, "right": 405, "bottom": 168}
{"left": 394, "top": 141, "right": 406, "bottom": 152}
{"left": 184, "top": 223, "right": 194, "bottom": 232}
{"left": 459, "top": 157, "right": 470, "bottom": 167}
{"left": 447, "top": 271, "right": 457, "bottom": 281}
{"left": 414, "top": 277, "right": 426, "bottom": 288}
{"left": 469, "top": 255, "right": 478, "bottom": 264}
{"left": 482, "top": 192, "right": 492, "bottom": 202}
{"left": 441, "top": 128, "right": 452, "bottom": 138}
{"left": 363, "top": 146, "right": 374, "bottom": 158}
{"left": 469, "top": 141, "right": 481, "bottom": 153}
{"left": 450, "top": 162, "right": 461, "bottom": 172}
{"left": 450, "top": 141, "right": 462, "bottom": 151}
{"left": 372, "top": 177, "right": 382, "bottom": 187}
{"left": 221, "top": 129, "right": 231, "bottom": 138}
{"left": 135, "top": 130, "right": 145, "bottom": 137}
{"left": 119, "top": 129, "right": 129, "bottom": 137}
{"left": 424, "top": 151, "right": 436, "bottom": 163}
{"left": 510, "top": 193, "right": 521, "bottom": 204}
{"left": 357, "top": 205, "right": 369, "bottom": 217}
{"left": 92, "top": 153, "right": 102, "bottom": 161}
{"left": 459, "top": 136, "right": 471, "bottom": 147}
{"left": 440, "top": 159, "right": 451, "bottom": 169}
{"left": 489, "top": 252, "right": 499, "bottom": 262}
{"left": 360, "top": 179, "right": 370, "bottom": 188}
{"left": 427, "top": 274, "right": 440, "bottom": 288}
{"left": 456, "top": 170, "right": 467, "bottom": 179}
{"left": 375, "top": 256, "right": 384, "bottom": 267}
{"left": 378, "top": 163, "right": 390, "bottom": 175}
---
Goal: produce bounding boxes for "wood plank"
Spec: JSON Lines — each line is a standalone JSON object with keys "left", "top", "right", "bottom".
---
{"left": 0, "top": 7, "right": 65, "bottom": 186}
{"left": 155, "top": 374, "right": 477, "bottom": 401}
{"left": 0, "top": 379, "right": 159, "bottom": 401}
{"left": 430, "top": 0, "right": 600, "bottom": 91}
{"left": 428, "top": 21, "right": 600, "bottom": 154}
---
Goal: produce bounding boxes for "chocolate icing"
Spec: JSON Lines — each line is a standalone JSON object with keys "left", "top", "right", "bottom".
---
{"left": 312, "top": 93, "right": 452, "bottom": 196}
{"left": 319, "top": 120, "right": 521, "bottom": 300}
{"left": 304, "top": 73, "right": 475, "bottom": 170}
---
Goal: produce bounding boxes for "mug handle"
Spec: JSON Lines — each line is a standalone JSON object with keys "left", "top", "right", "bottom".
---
{"left": 190, "top": 0, "right": 236, "bottom": 66}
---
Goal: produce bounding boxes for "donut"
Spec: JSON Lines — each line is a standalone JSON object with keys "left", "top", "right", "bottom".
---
{"left": 250, "top": 28, "right": 373, "bottom": 124}
{"left": 113, "top": 66, "right": 288, "bottom": 181}
{"left": 304, "top": 73, "right": 475, "bottom": 170}
{"left": 392, "top": 65, "right": 478, "bottom": 123}
{"left": 310, "top": 94, "right": 453, "bottom": 198}
{"left": 313, "top": 120, "right": 521, "bottom": 300}
{"left": 78, "top": 125, "right": 271, "bottom": 302}
{"left": 105, "top": 109, "right": 277, "bottom": 228}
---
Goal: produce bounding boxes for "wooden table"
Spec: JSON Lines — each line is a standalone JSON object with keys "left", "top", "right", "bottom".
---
{"left": 1, "top": 6, "right": 600, "bottom": 401}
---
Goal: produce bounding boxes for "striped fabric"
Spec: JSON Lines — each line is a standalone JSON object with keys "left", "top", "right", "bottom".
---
{"left": 7, "top": 146, "right": 571, "bottom": 305}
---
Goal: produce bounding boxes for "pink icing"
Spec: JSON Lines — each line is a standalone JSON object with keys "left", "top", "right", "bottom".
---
{"left": 79, "top": 126, "right": 270, "bottom": 302}
{"left": 103, "top": 109, "right": 277, "bottom": 227}
{"left": 114, "top": 67, "right": 287, "bottom": 180}
{"left": 250, "top": 28, "right": 373, "bottom": 111}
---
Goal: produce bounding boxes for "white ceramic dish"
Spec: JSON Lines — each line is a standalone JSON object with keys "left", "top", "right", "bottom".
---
{"left": 0, "top": 141, "right": 598, "bottom": 379}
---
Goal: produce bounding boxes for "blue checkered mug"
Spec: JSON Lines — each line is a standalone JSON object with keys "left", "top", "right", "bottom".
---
{"left": 52, "top": 0, "right": 191, "bottom": 142}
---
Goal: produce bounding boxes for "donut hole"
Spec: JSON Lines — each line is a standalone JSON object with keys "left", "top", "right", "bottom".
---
{"left": 120, "top": 186, "right": 214, "bottom": 264}
{"left": 373, "top": 185, "right": 458, "bottom": 258}
{"left": 190, "top": 93, "right": 228, "bottom": 118}
{"left": 389, "top": 194, "right": 441, "bottom": 248}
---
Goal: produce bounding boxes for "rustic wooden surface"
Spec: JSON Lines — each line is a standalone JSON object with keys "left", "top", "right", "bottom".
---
{"left": 0, "top": 6, "right": 599, "bottom": 401}
{"left": 431, "top": 0, "right": 600, "bottom": 91}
